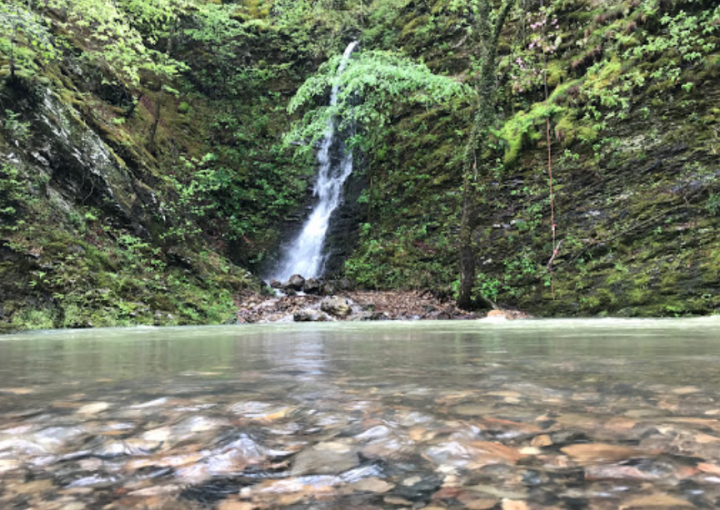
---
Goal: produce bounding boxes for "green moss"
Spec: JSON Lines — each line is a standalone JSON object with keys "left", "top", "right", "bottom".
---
{"left": 546, "top": 61, "right": 568, "bottom": 88}
{"left": 496, "top": 103, "right": 565, "bottom": 165}
{"left": 585, "top": 57, "right": 623, "bottom": 95}
{"left": 12, "top": 308, "right": 56, "bottom": 330}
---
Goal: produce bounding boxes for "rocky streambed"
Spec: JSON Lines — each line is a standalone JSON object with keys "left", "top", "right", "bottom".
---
{"left": 237, "top": 274, "right": 502, "bottom": 323}
{"left": 235, "top": 290, "right": 481, "bottom": 324}
{"left": 1, "top": 321, "right": 720, "bottom": 510}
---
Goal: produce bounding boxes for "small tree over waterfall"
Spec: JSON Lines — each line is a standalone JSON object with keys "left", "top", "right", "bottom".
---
{"left": 285, "top": 50, "right": 470, "bottom": 153}
{"left": 287, "top": 30, "right": 518, "bottom": 306}
{"left": 281, "top": 48, "right": 469, "bottom": 280}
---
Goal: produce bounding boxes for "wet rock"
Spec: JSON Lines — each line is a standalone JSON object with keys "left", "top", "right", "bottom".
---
{"left": 395, "top": 473, "right": 443, "bottom": 502}
{"left": 294, "top": 309, "right": 330, "bottom": 322}
{"left": 618, "top": 494, "right": 695, "bottom": 508}
{"left": 584, "top": 462, "right": 673, "bottom": 481}
{"left": 269, "top": 279, "right": 282, "bottom": 289}
{"left": 320, "top": 296, "right": 353, "bottom": 317}
{"left": 384, "top": 495, "right": 413, "bottom": 506}
{"left": 560, "top": 443, "right": 649, "bottom": 465}
{"left": 502, "top": 501, "right": 530, "bottom": 510}
{"left": 218, "top": 501, "right": 256, "bottom": 510}
{"left": 353, "top": 311, "right": 385, "bottom": 321}
{"left": 484, "top": 310, "right": 510, "bottom": 321}
{"left": 304, "top": 278, "right": 321, "bottom": 294}
{"left": 0, "top": 387, "right": 34, "bottom": 395}
{"left": 361, "top": 434, "right": 415, "bottom": 460}
{"left": 291, "top": 441, "right": 360, "bottom": 475}
{"left": 228, "top": 401, "right": 295, "bottom": 422}
{"left": 463, "top": 499, "right": 499, "bottom": 510}
{"left": 350, "top": 477, "right": 394, "bottom": 493}
{"left": 77, "top": 402, "right": 110, "bottom": 415}
{"left": 128, "top": 484, "right": 182, "bottom": 497}
{"left": 60, "top": 503, "right": 87, "bottom": 510}
{"left": 319, "top": 282, "right": 336, "bottom": 295}
{"left": 286, "top": 274, "right": 305, "bottom": 291}
{"left": 531, "top": 434, "right": 553, "bottom": 447}
{"left": 467, "top": 485, "right": 527, "bottom": 500}
{"left": 0, "top": 459, "right": 20, "bottom": 472}
{"left": 425, "top": 441, "right": 524, "bottom": 470}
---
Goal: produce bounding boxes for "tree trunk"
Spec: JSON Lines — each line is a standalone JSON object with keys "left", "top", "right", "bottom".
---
{"left": 456, "top": 0, "right": 516, "bottom": 310}
{"left": 148, "top": 93, "right": 162, "bottom": 153}
{"left": 457, "top": 180, "right": 476, "bottom": 309}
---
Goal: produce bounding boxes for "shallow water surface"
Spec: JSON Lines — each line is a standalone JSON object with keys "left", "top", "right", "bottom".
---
{"left": 2, "top": 319, "right": 720, "bottom": 509}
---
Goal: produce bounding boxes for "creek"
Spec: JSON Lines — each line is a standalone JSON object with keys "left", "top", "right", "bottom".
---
{"left": 2, "top": 319, "right": 720, "bottom": 509}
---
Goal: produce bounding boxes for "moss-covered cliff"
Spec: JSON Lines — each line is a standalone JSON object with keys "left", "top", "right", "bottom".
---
{"left": 1, "top": 0, "right": 719, "bottom": 331}
{"left": 342, "top": 0, "right": 720, "bottom": 317}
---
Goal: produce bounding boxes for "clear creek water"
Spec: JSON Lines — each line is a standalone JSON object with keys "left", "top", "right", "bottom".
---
{"left": 1, "top": 319, "right": 720, "bottom": 509}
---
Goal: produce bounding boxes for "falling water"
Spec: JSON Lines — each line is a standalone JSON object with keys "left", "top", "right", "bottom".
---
{"left": 271, "top": 41, "right": 359, "bottom": 282}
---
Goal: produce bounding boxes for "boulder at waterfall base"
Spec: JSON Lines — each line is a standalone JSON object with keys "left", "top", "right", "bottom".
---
{"left": 320, "top": 296, "right": 354, "bottom": 317}
{"left": 304, "top": 278, "right": 321, "bottom": 295}
{"left": 294, "top": 308, "right": 331, "bottom": 322}
{"left": 286, "top": 275, "right": 306, "bottom": 291}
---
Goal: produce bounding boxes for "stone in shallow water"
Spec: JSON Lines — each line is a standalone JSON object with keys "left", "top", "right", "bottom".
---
{"left": 0, "top": 387, "right": 35, "bottom": 395}
{"left": 228, "top": 401, "right": 295, "bottom": 421}
{"left": 560, "top": 443, "right": 648, "bottom": 465}
{"left": 142, "top": 427, "right": 172, "bottom": 443}
{"left": 291, "top": 442, "right": 360, "bottom": 475}
{"left": 7, "top": 479, "right": 54, "bottom": 495}
{"left": 217, "top": 501, "right": 256, "bottom": 510}
{"left": 350, "top": 477, "right": 394, "bottom": 493}
{"left": 425, "top": 440, "right": 523, "bottom": 470}
{"left": 60, "top": 502, "right": 87, "bottom": 510}
{"left": 618, "top": 494, "right": 695, "bottom": 508}
{"left": 501, "top": 500, "right": 530, "bottom": 510}
{"left": 394, "top": 472, "right": 442, "bottom": 502}
{"left": 464, "top": 499, "right": 499, "bottom": 510}
{"left": 450, "top": 404, "right": 491, "bottom": 417}
{"left": 128, "top": 485, "right": 182, "bottom": 497}
{"left": 77, "top": 402, "right": 110, "bottom": 415}
{"left": 466, "top": 484, "right": 527, "bottom": 500}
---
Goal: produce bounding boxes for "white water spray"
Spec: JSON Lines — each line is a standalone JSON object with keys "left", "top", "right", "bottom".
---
{"left": 271, "top": 41, "right": 359, "bottom": 282}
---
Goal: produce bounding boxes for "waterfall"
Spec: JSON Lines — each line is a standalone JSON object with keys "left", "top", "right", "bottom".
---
{"left": 271, "top": 41, "right": 359, "bottom": 282}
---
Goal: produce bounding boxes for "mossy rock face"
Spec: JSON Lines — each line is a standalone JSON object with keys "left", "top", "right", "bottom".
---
{"left": 0, "top": 73, "right": 262, "bottom": 332}
{"left": 342, "top": 0, "right": 720, "bottom": 317}
{"left": 178, "top": 102, "right": 191, "bottom": 114}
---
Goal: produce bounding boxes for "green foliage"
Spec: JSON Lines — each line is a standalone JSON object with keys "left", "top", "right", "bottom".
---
{"left": 626, "top": 5, "right": 720, "bottom": 67}
{"left": 705, "top": 193, "right": 720, "bottom": 215}
{"left": 0, "top": 163, "right": 29, "bottom": 226}
{"left": 43, "top": 0, "right": 190, "bottom": 86}
{"left": 2, "top": 109, "right": 30, "bottom": 140}
{"left": 0, "top": 2, "right": 57, "bottom": 81}
{"left": 179, "top": 3, "right": 254, "bottom": 96}
{"left": 495, "top": 103, "right": 564, "bottom": 165}
{"left": 287, "top": 49, "right": 470, "bottom": 153}
{"left": 11, "top": 308, "right": 55, "bottom": 330}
